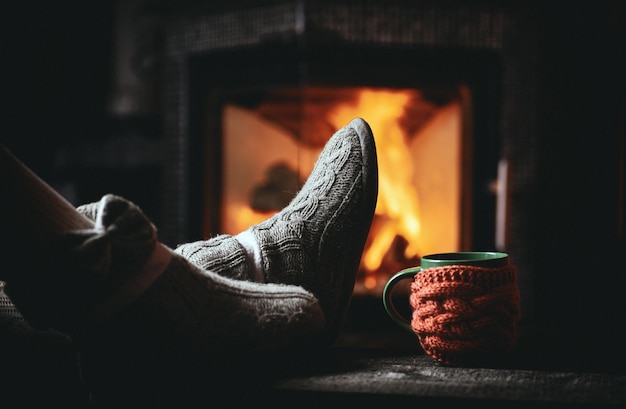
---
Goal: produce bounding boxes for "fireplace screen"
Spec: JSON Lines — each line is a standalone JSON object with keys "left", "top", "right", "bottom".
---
{"left": 214, "top": 85, "right": 471, "bottom": 295}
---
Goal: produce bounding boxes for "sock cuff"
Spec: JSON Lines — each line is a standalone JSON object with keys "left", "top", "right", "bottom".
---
{"left": 235, "top": 229, "right": 265, "bottom": 283}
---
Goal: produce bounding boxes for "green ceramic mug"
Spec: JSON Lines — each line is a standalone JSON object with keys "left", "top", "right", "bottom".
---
{"left": 383, "top": 251, "right": 510, "bottom": 330}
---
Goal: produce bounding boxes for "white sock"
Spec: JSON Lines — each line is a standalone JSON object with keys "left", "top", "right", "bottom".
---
{"left": 235, "top": 230, "right": 265, "bottom": 283}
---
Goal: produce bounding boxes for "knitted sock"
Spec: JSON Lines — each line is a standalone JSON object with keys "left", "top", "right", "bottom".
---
{"left": 245, "top": 117, "right": 378, "bottom": 345}
{"left": 6, "top": 194, "right": 325, "bottom": 357}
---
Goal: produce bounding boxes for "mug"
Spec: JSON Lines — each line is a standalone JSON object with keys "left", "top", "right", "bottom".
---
{"left": 383, "top": 251, "right": 521, "bottom": 366}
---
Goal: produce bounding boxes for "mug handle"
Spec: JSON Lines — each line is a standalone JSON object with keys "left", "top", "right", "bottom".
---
{"left": 382, "top": 267, "right": 421, "bottom": 331}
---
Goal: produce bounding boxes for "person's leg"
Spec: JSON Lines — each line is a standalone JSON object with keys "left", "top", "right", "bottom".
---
{"left": 176, "top": 117, "right": 378, "bottom": 344}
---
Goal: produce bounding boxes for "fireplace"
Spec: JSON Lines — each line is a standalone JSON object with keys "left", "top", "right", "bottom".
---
{"left": 159, "top": 1, "right": 535, "bottom": 339}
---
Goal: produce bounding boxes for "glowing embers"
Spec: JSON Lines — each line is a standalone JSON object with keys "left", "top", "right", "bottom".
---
{"left": 220, "top": 87, "right": 464, "bottom": 294}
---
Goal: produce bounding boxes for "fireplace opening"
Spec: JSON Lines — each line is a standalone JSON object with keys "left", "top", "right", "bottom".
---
{"left": 186, "top": 44, "right": 501, "bottom": 338}
{"left": 218, "top": 85, "right": 470, "bottom": 295}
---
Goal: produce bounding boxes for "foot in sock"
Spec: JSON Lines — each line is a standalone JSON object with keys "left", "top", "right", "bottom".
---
{"left": 5, "top": 194, "right": 325, "bottom": 355}
{"left": 176, "top": 117, "right": 379, "bottom": 345}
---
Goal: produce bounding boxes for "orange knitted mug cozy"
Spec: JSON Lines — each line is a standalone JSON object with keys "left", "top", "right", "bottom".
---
{"left": 409, "top": 264, "right": 521, "bottom": 366}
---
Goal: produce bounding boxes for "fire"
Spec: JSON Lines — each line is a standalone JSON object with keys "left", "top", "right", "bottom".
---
{"left": 327, "top": 89, "right": 423, "bottom": 272}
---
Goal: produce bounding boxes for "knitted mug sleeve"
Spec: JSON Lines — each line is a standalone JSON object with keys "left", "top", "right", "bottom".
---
{"left": 409, "top": 264, "right": 521, "bottom": 366}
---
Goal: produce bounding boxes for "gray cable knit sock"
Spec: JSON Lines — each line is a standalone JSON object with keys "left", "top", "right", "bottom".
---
{"left": 7, "top": 194, "right": 325, "bottom": 354}
{"left": 245, "top": 117, "right": 378, "bottom": 345}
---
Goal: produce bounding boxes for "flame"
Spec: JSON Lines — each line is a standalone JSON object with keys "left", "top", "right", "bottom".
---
{"left": 327, "top": 89, "right": 423, "bottom": 271}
